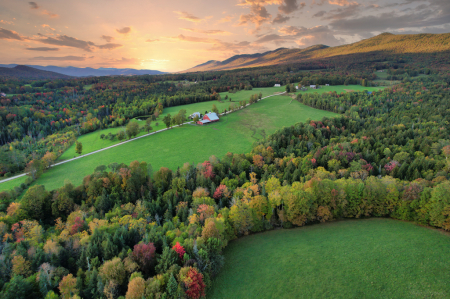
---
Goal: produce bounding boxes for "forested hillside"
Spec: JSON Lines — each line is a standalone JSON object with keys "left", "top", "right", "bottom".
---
{"left": 0, "top": 33, "right": 450, "bottom": 298}
{"left": 0, "top": 72, "right": 449, "bottom": 298}
{"left": 184, "top": 33, "right": 450, "bottom": 72}
{"left": 0, "top": 66, "right": 71, "bottom": 80}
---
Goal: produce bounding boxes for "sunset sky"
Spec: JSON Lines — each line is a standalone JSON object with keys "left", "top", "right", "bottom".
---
{"left": 0, "top": 0, "right": 449, "bottom": 72}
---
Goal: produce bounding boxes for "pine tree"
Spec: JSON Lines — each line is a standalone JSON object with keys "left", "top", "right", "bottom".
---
{"left": 167, "top": 273, "right": 178, "bottom": 299}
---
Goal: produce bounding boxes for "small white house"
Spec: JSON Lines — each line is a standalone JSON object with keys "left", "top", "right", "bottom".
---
{"left": 325, "top": 84, "right": 330, "bottom": 86}
{"left": 274, "top": 84, "right": 281, "bottom": 87}
{"left": 310, "top": 85, "right": 317, "bottom": 89}
{"left": 189, "top": 112, "right": 202, "bottom": 119}
{"left": 0, "top": 92, "right": 6, "bottom": 97}
{"left": 295, "top": 86, "right": 299, "bottom": 90}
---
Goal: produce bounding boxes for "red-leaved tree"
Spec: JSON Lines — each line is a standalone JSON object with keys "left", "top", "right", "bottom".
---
{"left": 184, "top": 267, "right": 206, "bottom": 299}
{"left": 201, "top": 161, "right": 215, "bottom": 179}
{"left": 132, "top": 242, "right": 156, "bottom": 274}
{"left": 70, "top": 217, "right": 85, "bottom": 235}
{"left": 213, "top": 184, "right": 229, "bottom": 200}
{"left": 172, "top": 242, "right": 185, "bottom": 260}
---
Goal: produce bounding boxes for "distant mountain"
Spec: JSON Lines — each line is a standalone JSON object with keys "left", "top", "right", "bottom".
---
{"left": 0, "top": 65, "right": 167, "bottom": 77}
{"left": 0, "top": 65, "right": 71, "bottom": 79}
{"left": 183, "top": 32, "right": 450, "bottom": 72}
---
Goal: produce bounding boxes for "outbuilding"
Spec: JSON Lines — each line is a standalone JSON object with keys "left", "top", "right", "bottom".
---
{"left": 189, "top": 112, "right": 202, "bottom": 119}
{"left": 197, "top": 112, "right": 219, "bottom": 125}
{"left": 310, "top": 85, "right": 317, "bottom": 89}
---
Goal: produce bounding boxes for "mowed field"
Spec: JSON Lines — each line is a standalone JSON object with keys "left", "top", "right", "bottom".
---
{"left": 59, "top": 84, "right": 378, "bottom": 160}
{"left": 3, "top": 94, "right": 336, "bottom": 192}
{"left": 57, "top": 85, "right": 289, "bottom": 161}
{"left": 209, "top": 218, "right": 450, "bottom": 299}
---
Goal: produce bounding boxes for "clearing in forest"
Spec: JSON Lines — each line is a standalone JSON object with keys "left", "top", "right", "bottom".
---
{"left": 209, "top": 218, "right": 450, "bottom": 299}
{"left": 4, "top": 93, "right": 336, "bottom": 192}
{"left": 0, "top": 84, "right": 381, "bottom": 192}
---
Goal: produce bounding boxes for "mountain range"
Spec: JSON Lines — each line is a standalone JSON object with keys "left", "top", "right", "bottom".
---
{"left": 183, "top": 32, "right": 450, "bottom": 72}
{"left": 0, "top": 64, "right": 166, "bottom": 77}
{"left": 0, "top": 65, "right": 72, "bottom": 79}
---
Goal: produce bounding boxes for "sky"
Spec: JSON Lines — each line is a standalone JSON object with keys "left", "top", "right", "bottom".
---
{"left": 0, "top": 0, "right": 449, "bottom": 72}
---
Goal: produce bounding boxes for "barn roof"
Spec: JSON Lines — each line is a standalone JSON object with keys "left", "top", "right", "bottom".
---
{"left": 205, "top": 112, "right": 219, "bottom": 121}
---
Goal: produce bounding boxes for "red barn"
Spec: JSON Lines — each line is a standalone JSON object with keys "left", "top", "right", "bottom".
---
{"left": 197, "top": 112, "right": 219, "bottom": 125}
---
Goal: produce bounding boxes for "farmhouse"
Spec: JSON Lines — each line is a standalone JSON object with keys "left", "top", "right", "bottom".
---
{"left": 274, "top": 84, "right": 281, "bottom": 87}
{"left": 197, "top": 112, "right": 219, "bottom": 125}
{"left": 325, "top": 84, "right": 330, "bottom": 86}
{"left": 310, "top": 85, "right": 317, "bottom": 89}
{"left": 189, "top": 112, "right": 202, "bottom": 119}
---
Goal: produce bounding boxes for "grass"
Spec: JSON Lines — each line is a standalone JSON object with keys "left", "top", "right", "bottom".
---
{"left": 59, "top": 85, "right": 378, "bottom": 160}
{"left": 209, "top": 218, "right": 450, "bottom": 299}
{"left": 58, "top": 119, "right": 147, "bottom": 161}
{"left": 58, "top": 86, "right": 289, "bottom": 161}
{"left": 299, "top": 84, "right": 381, "bottom": 94}
{"left": 0, "top": 176, "right": 27, "bottom": 192}
{"left": 374, "top": 70, "right": 390, "bottom": 79}
{"left": 7, "top": 94, "right": 336, "bottom": 192}
{"left": 0, "top": 84, "right": 383, "bottom": 192}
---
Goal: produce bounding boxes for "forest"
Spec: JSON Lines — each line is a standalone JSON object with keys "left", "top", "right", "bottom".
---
{"left": 0, "top": 49, "right": 449, "bottom": 298}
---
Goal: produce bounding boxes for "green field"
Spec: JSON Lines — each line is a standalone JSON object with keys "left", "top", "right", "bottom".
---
{"left": 4, "top": 94, "right": 336, "bottom": 192}
{"left": 0, "top": 176, "right": 27, "bottom": 192}
{"left": 209, "top": 219, "right": 450, "bottom": 299}
{"left": 299, "top": 84, "right": 381, "bottom": 94}
{"left": 56, "top": 86, "right": 288, "bottom": 161}
{"left": 0, "top": 84, "right": 381, "bottom": 192}
{"left": 59, "top": 84, "right": 377, "bottom": 160}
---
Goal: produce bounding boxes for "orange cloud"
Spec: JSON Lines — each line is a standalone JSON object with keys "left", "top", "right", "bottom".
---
{"left": 238, "top": 4, "right": 272, "bottom": 28}
{"left": 328, "top": 0, "right": 358, "bottom": 6}
{"left": 101, "top": 35, "right": 114, "bottom": 42}
{"left": 30, "top": 55, "right": 87, "bottom": 61}
{"left": 26, "top": 47, "right": 59, "bottom": 51}
{"left": 237, "top": 0, "right": 283, "bottom": 6}
{"left": 174, "top": 11, "right": 204, "bottom": 23}
{"left": 0, "top": 28, "right": 25, "bottom": 40}
{"left": 116, "top": 27, "right": 131, "bottom": 34}
{"left": 218, "top": 15, "right": 234, "bottom": 23}
{"left": 312, "top": 0, "right": 358, "bottom": 6}
{"left": 97, "top": 43, "right": 123, "bottom": 50}
{"left": 42, "top": 10, "right": 59, "bottom": 18}
{"left": 180, "top": 28, "right": 231, "bottom": 35}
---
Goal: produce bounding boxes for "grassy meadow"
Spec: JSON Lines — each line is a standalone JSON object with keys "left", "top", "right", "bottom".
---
{"left": 0, "top": 176, "right": 27, "bottom": 192}
{"left": 209, "top": 218, "right": 450, "bottom": 299}
{"left": 0, "top": 84, "right": 380, "bottom": 192}
{"left": 59, "top": 84, "right": 377, "bottom": 160}
{"left": 5, "top": 94, "right": 336, "bottom": 192}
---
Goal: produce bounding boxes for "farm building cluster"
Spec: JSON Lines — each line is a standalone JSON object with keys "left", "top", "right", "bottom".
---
{"left": 189, "top": 112, "right": 220, "bottom": 125}
{"left": 274, "top": 84, "right": 330, "bottom": 89}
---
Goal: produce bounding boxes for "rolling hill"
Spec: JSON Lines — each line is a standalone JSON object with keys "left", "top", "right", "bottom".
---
{"left": 183, "top": 32, "right": 450, "bottom": 72}
{"left": 0, "top": 65, "right": 72, "bottom": 79}
{"left": 0, "top": 64, "right": 166, "bottom": 77}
